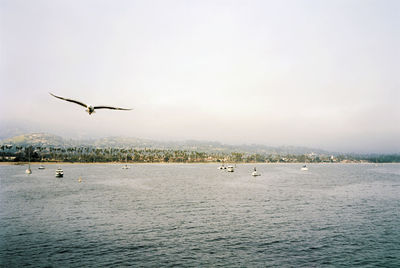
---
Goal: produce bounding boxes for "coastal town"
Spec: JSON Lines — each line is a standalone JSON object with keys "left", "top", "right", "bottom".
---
{"left": 1, "top": 144, "right": 398, "bottom": 164}
{"left": 1, "top": 133, "right": 399, "bottom": 164}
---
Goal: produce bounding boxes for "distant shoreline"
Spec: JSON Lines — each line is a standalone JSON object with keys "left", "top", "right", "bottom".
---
{"left": 0, "top": 161, "right": 394, "bottom": 166}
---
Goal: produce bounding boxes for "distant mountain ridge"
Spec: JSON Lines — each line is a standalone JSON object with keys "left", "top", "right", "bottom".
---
{"left": 1, "top": 132, "right": 332, "bottom": 155}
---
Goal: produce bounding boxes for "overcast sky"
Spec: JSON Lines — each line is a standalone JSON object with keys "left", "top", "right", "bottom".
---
{"left": 1, "top": 0, "right": 399, "bottom": 153}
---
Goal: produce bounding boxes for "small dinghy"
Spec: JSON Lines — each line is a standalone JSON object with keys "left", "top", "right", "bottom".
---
{"left": 25, "top": 164, "right": 32, "bottom": 174}
{"left": 122, "top": 164, "right": 130, "bottom": 169}
{"left": 301, "top": 165, "right": 308, "bottom": 171}
{"left": 55, "top": 168, "right": 64, "bottom": 177}
{"left": 251, "top": 167, "right": 261, "bottom": 177}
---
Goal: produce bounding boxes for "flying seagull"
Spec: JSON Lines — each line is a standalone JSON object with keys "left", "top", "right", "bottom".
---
{"left": 50, "top": 92, "right": 132, "bottom": 115}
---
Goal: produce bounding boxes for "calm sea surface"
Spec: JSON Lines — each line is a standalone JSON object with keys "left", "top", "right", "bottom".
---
{"left": 1, "top": 163, "right": 399, "bottom": 267}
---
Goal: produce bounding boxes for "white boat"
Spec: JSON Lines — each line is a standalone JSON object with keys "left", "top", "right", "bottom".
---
{"left": 38, "top": 165, "right": 45, "bottom": 170}
{"left": 26, "top": 154, "right": 32, "bottom": 174}
{"left": 227, "top": 165, "right": 234, "bottom": 172}
{"left": 301, "top": 165, "right": 308, "bottom": 171}
{"left": 25, "top": 163, "right": 32, "bottom": 174}
{"left": 251, "top": 167, "right": 261, "bottom": 176}
{"left": 55, "top": 168, "right": 64, "bottom": 177}
{"left": 122, "top": 154, "right": 130, "bottom": 169}
{"left": 218, "top": 164, "right": 226, "bottom": 170}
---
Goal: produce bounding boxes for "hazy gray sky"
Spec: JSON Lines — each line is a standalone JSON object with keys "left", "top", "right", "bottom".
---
{"left": 1, "top": 0, "right": 399, "bottom": 153}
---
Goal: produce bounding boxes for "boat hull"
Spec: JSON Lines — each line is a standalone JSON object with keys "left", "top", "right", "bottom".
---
{"left": 55, "top": 168, "right": 64, "bottom": 177}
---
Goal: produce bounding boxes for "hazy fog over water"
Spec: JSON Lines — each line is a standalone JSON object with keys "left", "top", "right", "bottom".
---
{"left": 1, "top": 0, "right": 399, "bottom": 153}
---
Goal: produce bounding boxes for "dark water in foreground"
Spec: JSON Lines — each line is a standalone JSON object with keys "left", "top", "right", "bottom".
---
{"left": 1, "top": 163, "right": 399, "bottom": 267}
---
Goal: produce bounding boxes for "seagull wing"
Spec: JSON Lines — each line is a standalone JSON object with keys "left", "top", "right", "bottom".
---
{"left": 93, "top": 106, "right": 132, "bottom": 111}
{"left": 49, "top": 92, "right": 88, "bottom": 108}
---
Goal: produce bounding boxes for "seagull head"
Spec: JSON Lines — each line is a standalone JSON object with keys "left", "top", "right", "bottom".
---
{"left": 86, "top": 105, "right": 95, "bottom": 115}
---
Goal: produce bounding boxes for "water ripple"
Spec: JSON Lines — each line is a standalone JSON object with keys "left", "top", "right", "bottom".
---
{"left": 1, "top": 163, "right": 399, "bottom": 267}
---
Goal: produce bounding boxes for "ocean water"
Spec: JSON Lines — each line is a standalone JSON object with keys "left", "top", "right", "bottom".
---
{"left": 0, "top": 163, "right": 399, "bottom": 267}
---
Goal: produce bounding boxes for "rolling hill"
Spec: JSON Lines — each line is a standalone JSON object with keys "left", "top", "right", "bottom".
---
{"left": 1, "top": 133, "right": 331, "bottom": 155}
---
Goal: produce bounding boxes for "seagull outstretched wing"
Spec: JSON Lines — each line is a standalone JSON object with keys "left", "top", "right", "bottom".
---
{"left": 50, "top": 92, "right": 87, "bottom": 108}
{"left": 94, "top": 106, "right": 132, "bottom": 111}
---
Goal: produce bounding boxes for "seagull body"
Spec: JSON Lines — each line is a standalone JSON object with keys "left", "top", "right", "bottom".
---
{"left": 50, "top": 93, "right": 132, "bottom": 115}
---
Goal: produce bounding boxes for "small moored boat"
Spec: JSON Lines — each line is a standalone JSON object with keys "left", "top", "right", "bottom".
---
{"left": 301, "top": 165, "right": 308, "bottom": 171}
{"left": 122, "top": 164, "right": 129, "bottom": 169}
{"left": 122, "top": 154, "right": 130, "bottom": 169}
{"left": 26, "top": 155, "right": 32, "bottom": 174}
{"left": 252, "top": 167, "right": 261, "bottom": 176}
{"left": 25, "top": 164, "right": 32, "bottom": 174}
{"left": 55, "top": 168, "right": 64, "bottom": 177}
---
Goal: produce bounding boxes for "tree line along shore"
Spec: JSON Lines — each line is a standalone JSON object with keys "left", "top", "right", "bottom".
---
{"left": 1, "top": 145, "right": 399, "bottom": 164}
{"left": 2, "top": 145, "right": 400, "bottom": 164}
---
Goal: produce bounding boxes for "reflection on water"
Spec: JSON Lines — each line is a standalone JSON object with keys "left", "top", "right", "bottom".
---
{"left": 1, "top": 163, "right": 399, "bottom": 267}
